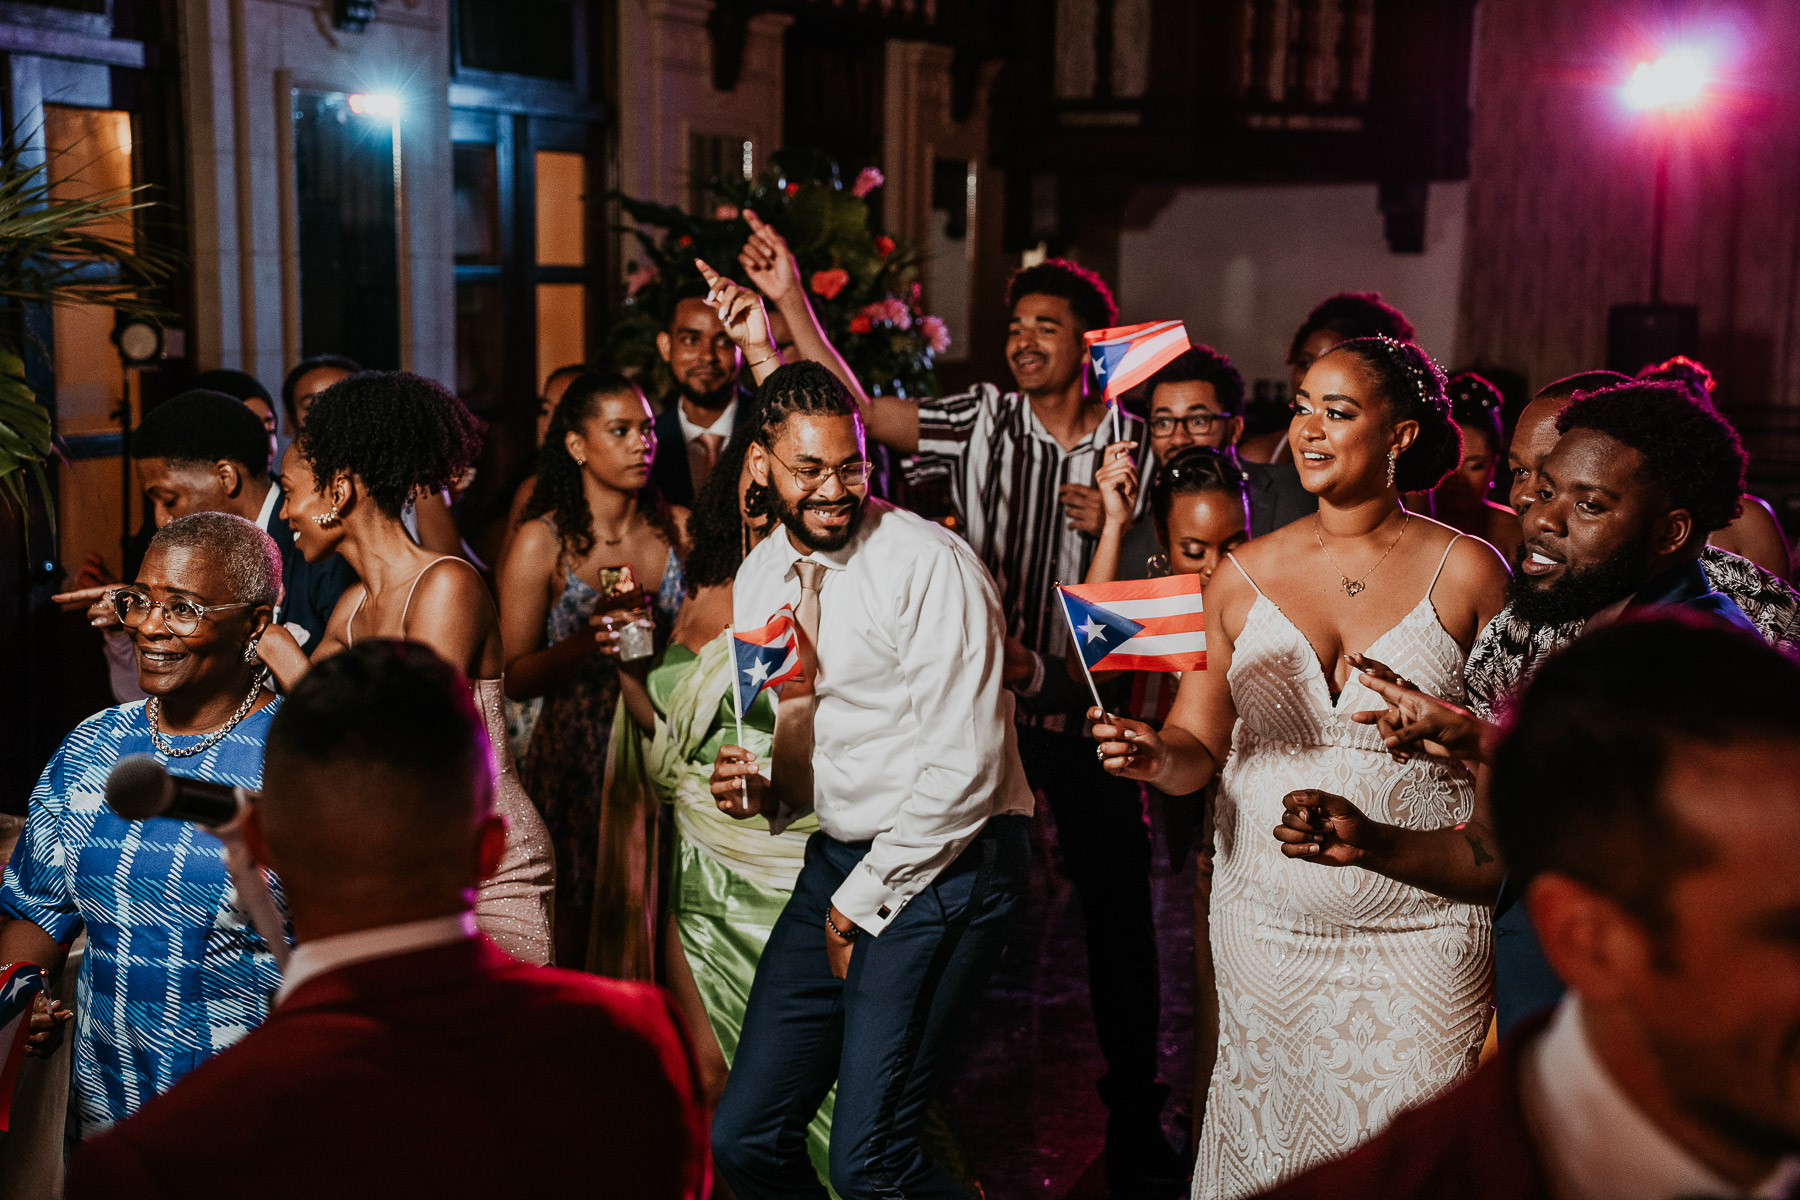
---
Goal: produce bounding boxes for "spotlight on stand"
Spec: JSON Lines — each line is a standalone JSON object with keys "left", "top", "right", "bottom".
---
{"left": 1607, "top": 48, "right": 1710, "bottom": 374}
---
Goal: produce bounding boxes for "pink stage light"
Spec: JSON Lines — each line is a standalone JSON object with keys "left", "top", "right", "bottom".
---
{"left": 1623, "top": 51, "right": 1709, "bottom": 112}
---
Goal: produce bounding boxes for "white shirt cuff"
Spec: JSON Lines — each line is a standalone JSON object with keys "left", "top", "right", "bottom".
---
{"left": 830, "top": 862, "right": 908, "bottom": 936}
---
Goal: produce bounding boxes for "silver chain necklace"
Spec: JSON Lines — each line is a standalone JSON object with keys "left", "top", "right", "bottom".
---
{"left": 146, "top": 670, "right": 268, "bottom": 758}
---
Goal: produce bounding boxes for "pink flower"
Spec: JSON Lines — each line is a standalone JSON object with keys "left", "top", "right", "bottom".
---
{"left": 859, "top": 298, "right": 912, "bottom": 331}
{"left": 874, "top": 235, "right": 895, "bottom": 258}
{"left": 810, "top": 268, "right": 850, "bottom": 300}
{"left": 714, "top": 204, "right": 740, "bottom": 221}
{"left": 851, "top": 167, "right": 885, "bottom": 198}
{"left": 849, "top": 316, "right": 873, "bottom": 335}
{"left": 920, "top": 315, "right": 951, "bottom": 355}
{"left": 626, "top": 263, "right": 659, "bottom": 295}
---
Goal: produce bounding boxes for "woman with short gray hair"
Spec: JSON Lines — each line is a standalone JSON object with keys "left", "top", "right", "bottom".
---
{"left": 0, "top": 512, "right": 288, "bottom": 1135}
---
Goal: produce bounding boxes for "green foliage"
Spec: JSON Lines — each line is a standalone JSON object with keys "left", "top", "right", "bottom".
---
{"left": 606, "top": 148, "right": 949, "bottom": 402}
{"left": 0, "top": 129, "right": 180, "bottom": 530}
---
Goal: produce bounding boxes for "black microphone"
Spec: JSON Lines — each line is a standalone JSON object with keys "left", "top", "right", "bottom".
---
{"left": 105, "top": 755, "right": 250, "bottom": 826}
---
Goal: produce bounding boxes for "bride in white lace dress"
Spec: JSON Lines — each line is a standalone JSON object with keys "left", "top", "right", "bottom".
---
{"left": 1094, "top": 338, "right": 1509, "bottom": 1200}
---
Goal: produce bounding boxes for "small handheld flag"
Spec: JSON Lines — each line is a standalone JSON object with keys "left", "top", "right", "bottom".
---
{"left": 729, "top": 609, "right": 803, "bottom": 718}
{"left": 1084, "top": 320, "right": 1192, "bottom": 442}
{"left": 1059, "top": 575, "right": 1207, "bottom": 674}
{"left": 0, "top": 963, "right": 46, "bottom": 1131}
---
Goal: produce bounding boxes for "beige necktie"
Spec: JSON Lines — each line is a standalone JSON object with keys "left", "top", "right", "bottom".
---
{"left": 769, "top": 560, "right": 825, "bottom": 811}
{"left": 689, "top": 432, "right": 726, "bottom": 494}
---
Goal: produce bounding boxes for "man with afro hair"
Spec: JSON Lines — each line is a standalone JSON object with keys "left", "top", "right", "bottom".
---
{"left": 1512, "top": 380, "right": 1758, "bottom": 632}
{"left": 1295, "top": 378, "right": 1770, "bottom": 1044}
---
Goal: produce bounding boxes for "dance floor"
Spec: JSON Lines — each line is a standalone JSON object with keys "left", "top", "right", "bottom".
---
{"left": 944, "top": 799, "right": 1198, "bottom": 1199}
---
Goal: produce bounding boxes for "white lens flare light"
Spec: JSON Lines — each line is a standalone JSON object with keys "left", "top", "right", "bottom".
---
{"left": 1623, "top": 51, "right": 1709, "bottom": 112}
{"left": 347, "top": 93, "right": 402, "bottom": 119}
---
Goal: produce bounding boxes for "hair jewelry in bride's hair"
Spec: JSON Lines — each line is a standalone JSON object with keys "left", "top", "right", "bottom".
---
{"left": 1373, "top": 334, "right": 1449, "bottom": 416}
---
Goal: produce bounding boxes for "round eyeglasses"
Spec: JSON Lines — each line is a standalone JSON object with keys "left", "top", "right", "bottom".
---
{"left": 109, "top": 588, "right": 254, "bottom": 638}
{"left": 766, "top": 447, "right": 873, "bottom": 493}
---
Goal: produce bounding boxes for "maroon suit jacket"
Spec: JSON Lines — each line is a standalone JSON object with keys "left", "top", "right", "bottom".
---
{"left": 1254, "top": 1015, "right": 1555, "bottom": 1200}
{"left": 67, "top": 937, "right": 709, "bottom": 1200}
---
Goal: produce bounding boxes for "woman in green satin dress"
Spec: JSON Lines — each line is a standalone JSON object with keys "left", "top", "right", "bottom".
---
{"left": 614, "top": 427, "right": 837, "bottom": 1185}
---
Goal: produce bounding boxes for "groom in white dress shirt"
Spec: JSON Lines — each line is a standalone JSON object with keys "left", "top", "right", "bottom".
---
{"left": 708, "top": 362, "right": 1034, "bottom": 1200}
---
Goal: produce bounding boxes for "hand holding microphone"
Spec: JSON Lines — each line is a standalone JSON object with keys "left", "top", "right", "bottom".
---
{"left": 106, "top": 754, "right": 252, "bottom": 827}
{"left": 105, "top": 757, "right": 290, "bottom": 970}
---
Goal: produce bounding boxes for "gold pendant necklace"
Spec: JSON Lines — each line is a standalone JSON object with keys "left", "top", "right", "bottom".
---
{"left": 1315, "top": 512, "right": 1410, "bottom": 598}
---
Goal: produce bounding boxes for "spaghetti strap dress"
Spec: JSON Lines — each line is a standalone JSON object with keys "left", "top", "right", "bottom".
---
{"left": 1193, "top": 538, "right": 1493, "bottom": 1199}
{"left": 518, "top": 538, "right": 686, "bottom": 922}
{"left": 348, "top": 558, "right": 555, "bottom": 965}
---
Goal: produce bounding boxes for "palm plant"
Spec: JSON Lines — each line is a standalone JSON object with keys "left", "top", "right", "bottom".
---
{"left": 0, "top": 128, "right": 179, "bottom": 527}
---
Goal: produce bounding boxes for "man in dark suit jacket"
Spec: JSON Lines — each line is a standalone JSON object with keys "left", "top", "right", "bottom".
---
{"left": 648, "top": 288, "right": 756, "bottom": 506}
{"left": 68, "top": 640, "right": 710, "bottom": 1200}
{"left": 1257, "top": 620, "right": 1800, "bottom": 1200}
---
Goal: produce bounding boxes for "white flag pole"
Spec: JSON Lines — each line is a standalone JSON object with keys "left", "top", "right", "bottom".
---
{"left": 726, "top": 624, "right": 748, "bottom": 810}
{"left": 1055, "top": 584, "right": 1110, "bottom": 718}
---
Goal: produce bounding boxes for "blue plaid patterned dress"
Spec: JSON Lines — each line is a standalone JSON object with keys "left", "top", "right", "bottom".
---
{"left": 0, "top": 700, "right": 285, "bottom": 1136}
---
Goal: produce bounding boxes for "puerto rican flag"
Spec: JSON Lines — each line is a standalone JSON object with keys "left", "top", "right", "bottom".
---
{"left": 0, "top": 962, "right": 45, "bottom": 1131}
{"left": 1058, "top": 575, "right": 1206, "bottom": 673}
{"left": 1084, "top": 321, "right": 1192, "bottom": 403}
{"left": 730, "top": 609, "right": 804, "bottom": 715}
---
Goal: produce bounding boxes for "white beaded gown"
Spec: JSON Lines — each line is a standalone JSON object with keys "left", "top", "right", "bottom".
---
{"left": 1194, "top": 548, "right": 1493, "bottom": 1200}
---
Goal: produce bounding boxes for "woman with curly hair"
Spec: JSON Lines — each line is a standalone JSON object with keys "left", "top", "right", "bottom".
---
{"left": 1094, "top": 337, "right": 1511, "bottom": 1199}
{"left": 498, "top": 371, "right": 688, "bottom": 971}
{"left": 257, "top": 371, "right": 554, "bottom": 965}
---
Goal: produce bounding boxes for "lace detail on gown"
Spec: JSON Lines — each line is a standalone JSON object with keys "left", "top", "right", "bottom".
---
{"left": 1195, "top": 576, "right": 1493, "bottom": 1200}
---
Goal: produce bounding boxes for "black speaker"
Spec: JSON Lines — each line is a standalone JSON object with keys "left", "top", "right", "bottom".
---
{"left": 1606, "top": 304, "right": 1698, "bottom": 375}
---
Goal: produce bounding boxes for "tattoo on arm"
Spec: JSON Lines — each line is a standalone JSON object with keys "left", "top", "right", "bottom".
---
{"left": 1464, "top": 832, "right": 1494, "bottom": 867}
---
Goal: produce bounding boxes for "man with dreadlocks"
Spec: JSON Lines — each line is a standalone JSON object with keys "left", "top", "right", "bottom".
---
{"left": 700, "top": 353, "right": 1033, "bottom": 1200}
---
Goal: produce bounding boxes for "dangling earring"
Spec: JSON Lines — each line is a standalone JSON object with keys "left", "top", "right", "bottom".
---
{"left": 1385, "top": 450, "right": 1398, "bottom": 489}
{"left": 242, "top": 636, "right": 261, "bottom": 664}
{"left": 312, "top": 507, "right": 339, "bottom": 527}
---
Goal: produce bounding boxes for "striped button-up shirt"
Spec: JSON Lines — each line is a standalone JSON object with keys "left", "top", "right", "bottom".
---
{"left": 916, "top": 383, "right": 1151, "bottom": 665}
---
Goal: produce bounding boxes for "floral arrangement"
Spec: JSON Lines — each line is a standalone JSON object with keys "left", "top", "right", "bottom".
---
{"left": 605, "top": 148, "right": 948, "bottom": 404}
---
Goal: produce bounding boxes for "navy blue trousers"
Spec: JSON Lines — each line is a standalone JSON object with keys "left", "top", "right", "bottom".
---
{"left": 712, "top": 815, "right": 1029, "bottom": 1200}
